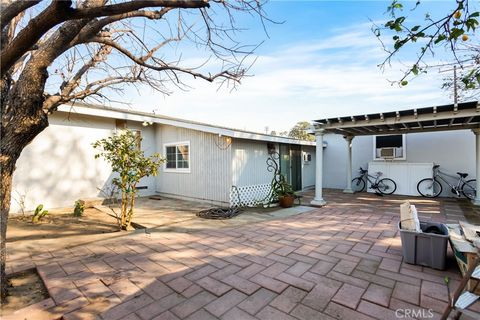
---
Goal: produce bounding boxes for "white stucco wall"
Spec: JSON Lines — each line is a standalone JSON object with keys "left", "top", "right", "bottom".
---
{"left": 155, "top": 124, "right": 232, "bottom": 204}
{"left": 10, "top": 112, "right": 157, "bottom": 212}
{"left": 323, "top": 130, "right": 475, "bottom": 196}
{"left": 323, "top": 134, "right": 372, "bottom": 189}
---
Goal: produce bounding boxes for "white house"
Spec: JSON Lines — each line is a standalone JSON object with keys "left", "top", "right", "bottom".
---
{"left": 11, "top": 101, "right": 479, "bottom": 212}
{"left": 10, "top": 103, "right": 316, "bottom": 212}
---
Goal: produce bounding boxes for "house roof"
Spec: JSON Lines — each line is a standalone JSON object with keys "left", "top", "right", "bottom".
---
{"left": 313, "top": 101, "right": 480, "bottom": 136}
{"left": 56, "top": 102, "right": 316, "bottom": 146}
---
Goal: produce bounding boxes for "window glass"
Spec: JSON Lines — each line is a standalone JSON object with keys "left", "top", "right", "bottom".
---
{"left": 165, "top": 143, "right": 190, "bottom": 171}
{"left": 376, "top": 135, "right": 402, "bottom": 148}
{"left": 375, "top": 135, "right": 404, "bottom": 159}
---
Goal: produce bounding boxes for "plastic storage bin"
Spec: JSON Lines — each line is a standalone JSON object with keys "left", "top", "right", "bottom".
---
{"left": 398, "top": 221, "right": 449, "bottom": 270}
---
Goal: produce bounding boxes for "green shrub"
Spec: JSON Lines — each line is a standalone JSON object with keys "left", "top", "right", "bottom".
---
{"left": 73, "top": 200, "right": 85, "bottom": 217}
{"left": 32, "top": 204, "right": 48, "bottom": 223}
{"left": 272, "top": 174, "right": 295, "bottom": 197}
{"left": 93, "top": 130, "right": 165, "bottom": 230}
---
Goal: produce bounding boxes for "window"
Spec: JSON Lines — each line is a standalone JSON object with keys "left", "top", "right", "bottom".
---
{"left": 374, "top": 134, "right": 406, "bottom": 160}
{"left": 164, "top": 141, "right": 190, "bottom": 172}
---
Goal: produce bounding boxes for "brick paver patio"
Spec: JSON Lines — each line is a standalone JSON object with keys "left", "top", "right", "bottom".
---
{"left": 4, "top": 190, "right": 478, "bottom": 320}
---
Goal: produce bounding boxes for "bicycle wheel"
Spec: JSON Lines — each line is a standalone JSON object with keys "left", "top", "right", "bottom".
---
{"left": 417, "top": 178, "right": 442, "bottom": 198}
{"left": 377, "top": 178, "right": 397, "bottom": 195}
{"left": 462, "top": 179, "right": 476, "bottom": 200}
{"left": 351, "top": 177, "right": 365, "bottom": 192}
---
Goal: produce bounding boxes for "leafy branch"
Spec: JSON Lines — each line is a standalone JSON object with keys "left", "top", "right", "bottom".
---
{"left": 374, "top": 0, "right": 480, "bottom": 90}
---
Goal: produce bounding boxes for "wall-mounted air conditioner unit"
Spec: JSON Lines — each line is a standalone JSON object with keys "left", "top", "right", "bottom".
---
{"left": 380, "top": 147, "right": 395, "bottom": 158}
{"left": 304, "top": 153, "right": 312, "bottom": 163}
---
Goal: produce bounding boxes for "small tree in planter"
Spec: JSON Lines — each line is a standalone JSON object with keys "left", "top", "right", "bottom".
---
{"left": 272, "top": 174, "right": 296, "bottom": 208}
{"left": 93, "top": 130, "right": 165, "bottom": 230}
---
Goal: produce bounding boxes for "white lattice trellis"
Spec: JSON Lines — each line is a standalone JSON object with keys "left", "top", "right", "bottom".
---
{"left": 230, "top": 184, "right": 273, "bottom": 207}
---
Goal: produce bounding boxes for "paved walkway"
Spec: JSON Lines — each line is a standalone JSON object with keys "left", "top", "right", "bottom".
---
{"left": 4, "top": 190, "right": 478, "bottom": 320}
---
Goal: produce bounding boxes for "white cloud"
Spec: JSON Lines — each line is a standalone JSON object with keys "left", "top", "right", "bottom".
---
{"left": 121, "top": 24, "right": 452, "bottom": 133}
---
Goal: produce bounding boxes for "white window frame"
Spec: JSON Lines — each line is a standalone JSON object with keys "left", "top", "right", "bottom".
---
{"left": 373, "top": 134, "right": 407, "bottom": 161}
{"left": 163, "top": 141, "right": 191, "bottom": 173}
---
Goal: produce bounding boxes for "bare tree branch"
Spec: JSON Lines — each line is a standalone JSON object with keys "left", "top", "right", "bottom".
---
{"left": 1, "top": 0, "right": 209, "bottom": 76}
{"left": 43, "top": 45, "right": 113, "bottom": 111}
{"left": 91, "top": 37, "right": 243, "bottom": 82}
{"left": 71, "top": 8, "right": 173, "bottom": 45}
{"left": 0, "top": 0, "right": 42, "bottom": 29}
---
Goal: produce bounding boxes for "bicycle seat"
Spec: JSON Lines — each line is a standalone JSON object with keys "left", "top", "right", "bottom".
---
{"left": 457, "top": 172, "right": 469, "bottom": 178}
{"left": 433, "top": 164, "right": 440, "bottom": 169}
{"left": 375, "top": 171, "right": 383, "bottom": 176}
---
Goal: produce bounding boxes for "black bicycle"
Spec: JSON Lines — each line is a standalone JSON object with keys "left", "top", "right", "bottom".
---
{"left": 352, "top": 167, "right": 397, "bottom": 195}
{"left": 417, "top": 164, "right": 476, "bottom": 199}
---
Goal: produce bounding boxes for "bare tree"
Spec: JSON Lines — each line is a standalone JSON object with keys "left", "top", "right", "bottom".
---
{"left": 0, "top": 0, "right": 268, "bottom": 301}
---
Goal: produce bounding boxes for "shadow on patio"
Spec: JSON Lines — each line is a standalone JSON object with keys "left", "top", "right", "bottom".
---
{"left": 4, "top": 189, "right": 479, "bottom": 319}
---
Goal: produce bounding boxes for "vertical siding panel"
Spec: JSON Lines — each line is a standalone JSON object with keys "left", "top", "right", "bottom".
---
{"left": 231, "top": 139, "right": 273, "bottom": 186}
{"left": 155, "top": 124, "right": 231, "bottom": 204}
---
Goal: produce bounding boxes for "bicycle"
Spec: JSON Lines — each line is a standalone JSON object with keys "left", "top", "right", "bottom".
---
{"left": 417, "top": 164, "right": 476, "bottom": 199}
{"left": 351, "top": 167, "right": 397, "bottom": 195}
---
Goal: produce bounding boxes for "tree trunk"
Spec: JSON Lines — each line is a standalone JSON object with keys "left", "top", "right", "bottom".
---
{"left": 0, "top": 87, "right": 49, "bottom": 302}
{"left": 0, "top": 157, "right": 14, "bottom": 301}
{"left": 121, "top": 189, "right": 127, "bottom": 229}
{"left": 0, "top": 5, "right": 86, "bottom": 302}
{"left": 127, "top": 191, "right": 136, "bottom": 228}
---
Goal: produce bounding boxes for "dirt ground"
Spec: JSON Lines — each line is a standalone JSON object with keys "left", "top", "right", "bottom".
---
{"left": 1, "top": 269, "right": 49, "bottom": 316}
{"left": 6, "top": 206, "right": 124, "bottom": 264}
{"left": 7, "top": 207, "right": 120, "bottom": 244}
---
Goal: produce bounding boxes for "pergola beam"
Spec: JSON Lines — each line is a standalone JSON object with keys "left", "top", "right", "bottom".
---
{"left": 323, "top": 123, "right": 480, "bottom": 136}
{"left": 336, "top": 128, "right": 358, "bottom": 135}
{"left": 350, "top": 127, "right": 370, "bottom": 134}
{"left": 318, "top": 105, "right": 480, "bottom": 131}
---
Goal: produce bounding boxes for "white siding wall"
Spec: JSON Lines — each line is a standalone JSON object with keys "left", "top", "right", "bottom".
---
{"left": 301, "top": 146, "right": 316, "bottom": 189}
{"left": 155, "top": 124, "right": 231, "bottom": 204}
{"left": 323, "top": 130, "right": 475, "bottom": 196}
{"left": 10, "top": 112, "right": 157, "bottom": 212}
{"left": 231, "top": 140, "right": 276, "bottom": 187}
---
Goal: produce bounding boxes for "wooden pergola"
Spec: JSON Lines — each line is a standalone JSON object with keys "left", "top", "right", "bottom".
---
{"left": 309, "top": 101, "right": 480, "bottom": 206}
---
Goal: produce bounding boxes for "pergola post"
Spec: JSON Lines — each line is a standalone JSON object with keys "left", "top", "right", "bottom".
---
{"left": 343, "top": 135, "right": 354, "bottom": 193}
{"left": 311, "top": 128, "right": 327, "bottom": 207}
{"left": 472, "top": 128, "right": 480, "bottom": 206}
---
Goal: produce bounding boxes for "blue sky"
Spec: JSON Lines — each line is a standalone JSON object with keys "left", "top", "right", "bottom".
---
{"left": 119, "top": 1, "right": 464, "bottom": 133}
